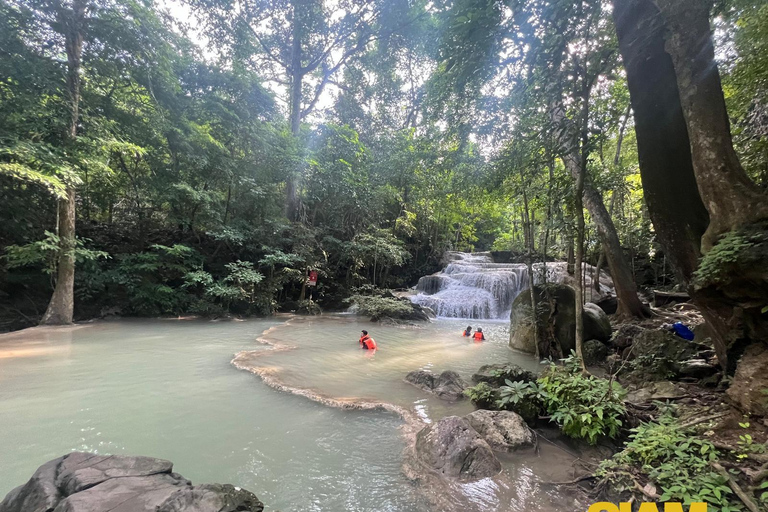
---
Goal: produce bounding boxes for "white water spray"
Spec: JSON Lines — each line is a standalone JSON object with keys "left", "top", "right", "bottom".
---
{"left": 411, "top": 252, "right": 613, "bottom": 320}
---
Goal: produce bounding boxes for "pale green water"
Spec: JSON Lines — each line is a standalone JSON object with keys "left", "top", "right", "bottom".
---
{"left": 0, "top": 318, "right": 428, "bottom": 511}
{"left": 241, "top": 316, "right": 541, "bottom": 422}
{"left": 0, "top": 316, "right": 585, "bottom": 512}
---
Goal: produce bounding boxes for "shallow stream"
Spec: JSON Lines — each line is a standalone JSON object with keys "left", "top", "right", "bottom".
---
{"left": 0, "top": 316, "right": 586, "bottom": 511}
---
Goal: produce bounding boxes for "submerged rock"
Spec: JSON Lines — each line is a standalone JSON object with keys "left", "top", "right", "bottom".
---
{"left": 414, "top": 416, "right": 501, "bottom": 481}
{"left": 471, "top": 363, "right": 536, "bottom": 387}
{"left": 0, "top": 452, "right": 264, "bottom": 512}
{"left": 465, "top": 410, "right": 536, "bottom": 452}
{"left": 405, "top": 370, "right": 468, "bottom": 400}
{"left": 509, "top": 284, "right": 612, "bottom": 355}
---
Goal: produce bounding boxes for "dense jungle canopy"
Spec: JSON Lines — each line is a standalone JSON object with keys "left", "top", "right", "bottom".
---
{"left": 1, "top": 0, "right": 767, "bottom": 368}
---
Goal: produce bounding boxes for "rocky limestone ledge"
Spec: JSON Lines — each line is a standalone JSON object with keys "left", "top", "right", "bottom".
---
{"left": 405, "top": 369, "right": 468, "bottom": 400}
{"left": 0, "top": 452, "right": 264, "bottom": 512}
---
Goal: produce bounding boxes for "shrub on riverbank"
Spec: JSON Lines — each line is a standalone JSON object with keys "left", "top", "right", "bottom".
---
{"left": 466, "top": 356, "right": 627, "bottom": 445}
{"left": 596, "top": 415, "right": 744, "bottom": 510}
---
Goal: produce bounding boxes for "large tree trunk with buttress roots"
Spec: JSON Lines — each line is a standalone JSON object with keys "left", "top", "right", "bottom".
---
{"left": 612, "top": 0, "right": 708, "bottom": 284}
{"left": 614, "top": 0, "right": 768, "bottom": 376}
{"left": 655, "top": 0, "right": 768, "bottom": 250}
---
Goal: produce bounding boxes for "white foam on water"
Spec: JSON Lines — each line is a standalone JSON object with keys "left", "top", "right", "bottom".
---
{"left": 411, "top": 252, "right": 613, "bottom": 320}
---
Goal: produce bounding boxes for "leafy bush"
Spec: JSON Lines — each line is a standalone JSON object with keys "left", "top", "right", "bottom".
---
{"left": 693, "top": 224, "right": 768, "bottom": 288}
{"left": 537, "top": 362, "right": 626, "bottom": 444}
{"left": 4, "top": 231, "right": 109, "bottom": 274}
{"left": 463, "top": 382, "right": 499, "bottom": 409}
{"left": 597, "top": 415, "right": 741, "bottom": 511}
{"left": 112, "top": 244, "right": 202, "bottom": 315}
{"left": 496, "top": 379, "right": 543, "bottom": 423}
{"left": 348, "top": 294, "right": 415, "bottom": 319}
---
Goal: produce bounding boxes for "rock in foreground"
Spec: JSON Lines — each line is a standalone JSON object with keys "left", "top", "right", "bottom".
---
{"left": 405, "top": 370, "right": 468, "bottom": 400}
{"left": 465, "top": 410, "right": 536, "bottom": 452}
{"left": 0, "top": 453, "right": 264, "bottom": 512}
{"left": 414, "top": 416, "right": 501, "bottom": 481}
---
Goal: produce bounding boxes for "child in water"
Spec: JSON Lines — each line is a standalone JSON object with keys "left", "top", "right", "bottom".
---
{"left": 472, "top": 328, "right": 485, "bottom": 342}
{"left": 462, "top": 326, "right": 472, "bottom": 337}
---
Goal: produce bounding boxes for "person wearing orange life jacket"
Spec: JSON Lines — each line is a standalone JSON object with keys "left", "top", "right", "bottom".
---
{"left": 359, "top": 330, "right": 377, "bottom": 350}
{"left": 473, "top": 327, "right": 485, "bottom": 342}
{"left": 462, "top": 326, "right": 472, "bottom": 337}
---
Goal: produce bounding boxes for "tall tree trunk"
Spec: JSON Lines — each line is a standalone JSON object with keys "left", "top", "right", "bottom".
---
{"left": 285, "top": 2, "right": 302, "bottom": 222}
{"left": 41, "top": 0, "right": 86, "bottom": 326}
{"left": 553, "top": 103, "right": 649, "bottom": 318}
{"left": 520, "top": 167, "right": 540, "bottom": 359}
{"left": 612, "top": 0, "right": 708, "bottom": 284}
{"left": 573, "top": 144, "right": 587, "bottom": 371}
{"left": 656, "top": 0, "right": 768, "bottom": 250}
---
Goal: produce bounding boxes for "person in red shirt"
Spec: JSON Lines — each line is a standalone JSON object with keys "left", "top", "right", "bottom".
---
{"left": 473, "top": 328, "right": 485, "bottom": 342}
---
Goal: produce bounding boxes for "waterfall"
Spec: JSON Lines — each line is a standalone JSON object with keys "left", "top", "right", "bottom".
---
{"left": 411, "top": 252, "right": 614, "bottom": 320}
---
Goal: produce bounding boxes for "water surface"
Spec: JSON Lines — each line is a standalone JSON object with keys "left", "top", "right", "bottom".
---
{"left": 0, "top": 319, "right": 427, "bottom": 512}
{"left": 0, "top": 316, "right": 587, "bottom": 512}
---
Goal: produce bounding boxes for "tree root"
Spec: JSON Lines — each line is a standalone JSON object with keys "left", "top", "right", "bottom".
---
{"left": 711, "top": 462, "right": 760, "bottom": 512}
{"left": 679, "top": 411, "right": 728, "bottom": 429}
{"left": 543, "top": 474, "right": 595, "bottom": 486}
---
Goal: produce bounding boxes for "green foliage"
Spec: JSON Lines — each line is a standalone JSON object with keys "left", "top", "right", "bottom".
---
{"left": 4, "top": 232, "right": 109, "bottom": 275}
{"left": 734, "top": 422, "right": 767, "bottom": 461}
{"left": 497, "top": 379, "right": 539, "bottom": 409}
{"left": 536, "top": 362, "right": 626, "bottom": 444}
{"left": 463, "top": 382, "right": 499, "bottom": 409}
{"left": 597, "top": 415, "right": 742, "bottom": 510}
{"left": 693, "top": 226, "right": 768, "bottom": 287}
{"left": 348, "top": 294, "right": 415, "bottom": 320}
{"left": 111, "top": 245, "right": 203, "bottom": 316}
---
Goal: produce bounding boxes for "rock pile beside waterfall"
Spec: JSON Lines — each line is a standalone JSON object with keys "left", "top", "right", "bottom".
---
{"left": 0, "top": 453, "right": 264, "bottom": 512}
{"left": 411, "top": 252, "right": 614, "bottom": 320}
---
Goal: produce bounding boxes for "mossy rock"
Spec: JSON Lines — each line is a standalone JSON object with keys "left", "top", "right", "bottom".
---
{"left": 471, "top": 363, "right": 536, "bottom": 387}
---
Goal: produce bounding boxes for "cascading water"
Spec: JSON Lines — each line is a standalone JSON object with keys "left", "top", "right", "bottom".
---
{"left": 411, "top": 252, "right": 613, "bottom": 320}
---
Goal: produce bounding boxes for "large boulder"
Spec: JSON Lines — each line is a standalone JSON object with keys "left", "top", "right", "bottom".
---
{"left": 582, "top": 339, "right": 608, "bottom": 365}
{"left": 727, "top": 344, "right": 768, "bottom": 417}
{"left": 626, "top": 329, "right": 711, "bottom": 380}
{"left": 509, "top": 284, "right": 612, "bottom": 355}
{"left": 414, "top": 416, "right": 501, "bottom": 481}
{"left": 0, "top": 453, "right": 264, "bottom": 512}
{"left": 594, "top": 295, "right": 618, "bottom": 315}
{"left": 583, "top": 303, "right": 612, "bottom": 341}
{"left": 471, "top": 363, "right": 536, "bottom": 387}
{"left": 405, "top": 370, "right": 468, "bottom": 400}
{"left": 465, "top": 410, "right": 536, "bottom": 452}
